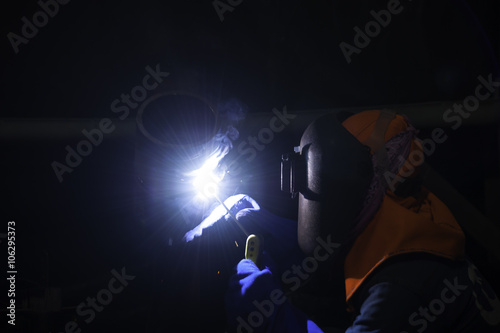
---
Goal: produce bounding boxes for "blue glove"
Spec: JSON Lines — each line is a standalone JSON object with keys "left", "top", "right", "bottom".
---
{"left": 225, "top": 251, "right": 325, "bottom": 333}
{"left": 225, "top": 251, "right": 282, "bottom": 330}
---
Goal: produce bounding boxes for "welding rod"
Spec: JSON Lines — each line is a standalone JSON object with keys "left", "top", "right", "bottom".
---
{"left": 214, "top": 194, "right": 249, "bottom": 237}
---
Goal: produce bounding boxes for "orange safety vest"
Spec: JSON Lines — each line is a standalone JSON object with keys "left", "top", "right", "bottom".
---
{"left": 342, "top": 110, "right": 465, "bottom": 305}
{"left": 344, "top": 190, "right": 465, "bottom": 303}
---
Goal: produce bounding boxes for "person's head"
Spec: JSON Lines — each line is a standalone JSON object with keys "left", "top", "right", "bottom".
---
{"left": 295, "top": 110, "right": 421, "bottom": 256}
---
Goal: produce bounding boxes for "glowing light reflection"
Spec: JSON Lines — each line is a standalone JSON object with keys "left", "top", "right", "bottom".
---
{"left": 183, "top": 194, "right": 260, "bottom": 242}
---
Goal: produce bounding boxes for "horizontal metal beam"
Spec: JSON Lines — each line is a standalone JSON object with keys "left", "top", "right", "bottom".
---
{"left": 1, "top": 99, "right": 498, "bottom": 140}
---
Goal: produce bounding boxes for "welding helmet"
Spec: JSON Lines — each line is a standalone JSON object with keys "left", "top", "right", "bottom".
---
{"left": 282, "top": 110, "right": 420, "bottom": 256}
{"left": 280, "top": 112, "right": 370, "bottom": 255}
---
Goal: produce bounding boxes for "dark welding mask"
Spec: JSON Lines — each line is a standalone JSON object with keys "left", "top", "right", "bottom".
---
{"left": 281, "top": 112, "right": 373, "bottom": 256}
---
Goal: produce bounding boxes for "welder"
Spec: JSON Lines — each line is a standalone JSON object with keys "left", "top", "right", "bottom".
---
{"left": 225, "top": 110, "right": 500, "bottom": 332}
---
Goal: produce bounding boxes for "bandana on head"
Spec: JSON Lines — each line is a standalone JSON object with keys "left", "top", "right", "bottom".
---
{"left": 342, "top": 110, "right": 420, "bottom": 240}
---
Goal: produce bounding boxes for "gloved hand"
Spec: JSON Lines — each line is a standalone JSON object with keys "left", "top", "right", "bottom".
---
{"left": 225, "top": 251, "right": 325, "bottom": 333}
{"left": 225, "top": 251, "right": 283, "bottom": 332}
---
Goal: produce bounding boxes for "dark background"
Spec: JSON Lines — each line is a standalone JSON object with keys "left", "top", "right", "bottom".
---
{"left": 1, "top": 0, "right": 500, "bottom": 332}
